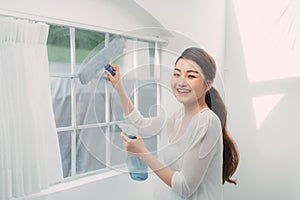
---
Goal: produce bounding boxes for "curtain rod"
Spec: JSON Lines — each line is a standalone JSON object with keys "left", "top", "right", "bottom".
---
{"left": 0, "top": 9, "right": 169, "bottom": 44}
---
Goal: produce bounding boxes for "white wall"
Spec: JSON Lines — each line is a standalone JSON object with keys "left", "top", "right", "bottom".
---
{"left": 135, "top": 0, "right": 226, "bottom": 65}
{"left": 135, "top": 0, "right": 227, "bottom": 115}
{"left": 224, "top": 0, "right": 300, "bottom": 199}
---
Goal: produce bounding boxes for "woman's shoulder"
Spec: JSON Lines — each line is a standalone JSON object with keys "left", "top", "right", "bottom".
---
{"left": 192, "top": 108, "right": 222, "bottom": 138}
{"left": 191, "top": 109, "right": 222, "bottom": 156}
{"left": 198, "top": 108, "right": 221, "bottom": 127}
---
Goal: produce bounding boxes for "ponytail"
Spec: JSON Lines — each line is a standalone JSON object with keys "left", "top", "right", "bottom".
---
{"left": 205, "top": 87, "right": 239, "bottom": 185}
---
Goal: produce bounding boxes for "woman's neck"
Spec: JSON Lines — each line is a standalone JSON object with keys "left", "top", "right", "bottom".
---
{"left": 183, "top": 100, "right": 208, "bottom": 118}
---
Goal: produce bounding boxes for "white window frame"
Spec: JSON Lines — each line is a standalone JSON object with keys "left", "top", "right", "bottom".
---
{"left": 48, "top": 25, "right": 163, "bottom": 181}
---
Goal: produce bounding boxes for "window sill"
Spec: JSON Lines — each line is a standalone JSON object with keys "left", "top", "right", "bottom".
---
{"left": 17, "top": 167, "right": 126, "bottom": 200}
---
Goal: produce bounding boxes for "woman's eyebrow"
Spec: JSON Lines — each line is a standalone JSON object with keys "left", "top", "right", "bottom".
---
{"left": 174, "top": 68, "right": 200, "bottom": 74}
{"left": 186, "top": 70, "right": 199, "bottom": 74}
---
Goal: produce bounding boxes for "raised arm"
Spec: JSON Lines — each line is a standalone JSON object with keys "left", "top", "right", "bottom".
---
{"left": 105, "top": 64, "right": 166, "bottom": 137}
{"left": 104, "top": 64, "right": 134, "bottom": 116}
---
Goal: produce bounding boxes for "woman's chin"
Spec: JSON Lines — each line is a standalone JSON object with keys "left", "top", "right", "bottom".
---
{"left": 175, "top": 97, "right": 193, "bottom": 105}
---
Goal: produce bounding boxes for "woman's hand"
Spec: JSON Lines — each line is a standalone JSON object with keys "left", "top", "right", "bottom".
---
{"left": 121, "top": 132, "right": 149, "bottom": 157}
{"left": 104, "top": 64, "right": 123, "bottom": 91}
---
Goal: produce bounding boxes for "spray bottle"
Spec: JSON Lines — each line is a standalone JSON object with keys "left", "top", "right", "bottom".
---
{"left": 118, "top": 123, "right": 148, "bottom": 181}
{"left": 126, "top": 134, "right": 148, "bottom": 181}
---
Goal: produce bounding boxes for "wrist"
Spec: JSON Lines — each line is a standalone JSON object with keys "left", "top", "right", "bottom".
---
{"left": 115, "top": 81, "right": 125, "bottom": 93}
{"left": 139, "top": 149, "right": 151, "bottom": 161}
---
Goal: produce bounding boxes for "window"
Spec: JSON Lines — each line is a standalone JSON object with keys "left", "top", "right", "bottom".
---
{"left": 47, "top": 25, "right": 160, "bottom": 179}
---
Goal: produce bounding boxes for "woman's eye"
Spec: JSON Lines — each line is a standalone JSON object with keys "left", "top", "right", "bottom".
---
{"left": 188, "top": 75, "right": 196, "bottom": 79}
{"left": 173, "top": 73, "right": 180, "bottom": 77}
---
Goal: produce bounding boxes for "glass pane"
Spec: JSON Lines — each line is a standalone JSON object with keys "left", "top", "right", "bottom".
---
{"left": 138, "top": 80, "right": 158, "bottom": 153}
{"left": 50, "top": 77, "right": 71, "bottom": 127}
{"left": 75, "top": 78, "right": 106, "bottom": 125}
{"left": 112, "top": 39, "right": 155, "bottom": 80}
{"left": 75, "top": 28, "right": 106, "bottom": 74}
{"left": 47, "top": 25, "right": 71, "bottom": 73}
{"left": 58, "top": 131, "right": 72, "bottom": 178}
{"left": 113, "top": 39, "right": 135, "bottom": 79}
{"left": 148, "top": 42, "right": 156, "bottom": 78}
{"left": 137, "top": 80, "right": 157, "bottom": 116}
{"left": 76, "top": 127, "right": 106, "bottom": 175}
{"left": 107, "top": 125, "right": 127, "bottom": 167}
{"left": 136, "top": 40, "right": 151, "bottom": 80}
{"left": 110, "top": 79, "right": 135, "bottom": 121}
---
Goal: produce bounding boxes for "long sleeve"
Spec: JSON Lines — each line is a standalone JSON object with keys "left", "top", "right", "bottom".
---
{"left": 171, "top": 112, "right": 222, "bottom": 199}
{"left": 120, "top": 107, "right": 168, "bottom": 138}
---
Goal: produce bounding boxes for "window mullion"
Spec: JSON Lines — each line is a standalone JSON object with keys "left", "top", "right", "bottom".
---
{"left": 70, "top": 27, "right": 77, "bottom": 176}
{"left": 154, "top": 42, "right": 161, "bottom": 80}
{"left": 155, "top": 42, "right": 161, "bottom": 152}
{"left": 133, "top": 39, "right": 138, "bottom": 106}
{"left": 105, "top": 33, "right": 111, "bottom": 167}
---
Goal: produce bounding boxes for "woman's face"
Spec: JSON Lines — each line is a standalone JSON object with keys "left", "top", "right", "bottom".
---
{"left": 171, "top": 58, "right": 209, "bottom": 105}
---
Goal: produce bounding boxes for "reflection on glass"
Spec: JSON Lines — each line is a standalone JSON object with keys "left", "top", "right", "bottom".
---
{"left": 138, "top": 80, "right": 158, "bottom": 153}
{"left": 75, "top": 78, "right": 106, "bottom": 125}
{"left": 57, "top": 131, "right": 72, "bottom": 178}
{"left": 76, "top": 127, "right": 106, "bottom": 175}
{"left": 75, "top": 28, "right": 106, "bottom": 73}
{"left": 47, "top": 25, "right": 71, "bottom": 73}
{"left": 110, "top": 80, "right": 135, "bottom": 122}
{"left": 112, "top": 39, "right": 156, "bottom": 80}
{"left": 108, "top": 125, "right": 127, "bottom": 167}
{"left": 50, "top": 77, "right": 71, "bottom": 127}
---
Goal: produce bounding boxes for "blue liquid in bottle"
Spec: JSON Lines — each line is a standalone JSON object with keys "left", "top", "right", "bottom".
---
{"left": 126, "top": 135, "right": 148, "bottom": 181}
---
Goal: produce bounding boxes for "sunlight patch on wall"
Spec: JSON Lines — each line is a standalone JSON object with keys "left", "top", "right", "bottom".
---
{"left": 252, "top": 94, "right": 284, "bottom": 129}
{"left": 233, "top": 0, "right": 300, "bottom": 83}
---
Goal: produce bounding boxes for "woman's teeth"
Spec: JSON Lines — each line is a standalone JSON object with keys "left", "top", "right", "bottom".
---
{"left": 177, "top": 89, "right": 191, "bottom": 93}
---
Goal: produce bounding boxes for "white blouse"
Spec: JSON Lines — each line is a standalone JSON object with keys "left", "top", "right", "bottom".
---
{"left": 123, "top": 107, "right": 223, "bottom": 200}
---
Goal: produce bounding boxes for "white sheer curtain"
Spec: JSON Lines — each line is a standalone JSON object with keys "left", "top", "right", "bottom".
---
{"left": 0, "top": 17, "right": 63, "bottom": 199}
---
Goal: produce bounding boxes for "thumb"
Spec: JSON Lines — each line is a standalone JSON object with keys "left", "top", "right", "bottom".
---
{"left": 135, "top": 135, "right": 142, "bottom": 140}
{"left": 120, "top": 132, "right": 130, "bottom": 142}
{"left": 104, "top": 70, "right": 113, "bottom": 81}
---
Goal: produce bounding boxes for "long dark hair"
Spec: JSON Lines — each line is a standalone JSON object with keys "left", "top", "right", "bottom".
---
{"left": 176, "top": 47, "right": 239, "bottom": 184}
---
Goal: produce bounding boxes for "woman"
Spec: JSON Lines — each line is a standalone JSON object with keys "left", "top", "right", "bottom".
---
{"left": 105, "top": 47, "right": 239, "bottom": 200}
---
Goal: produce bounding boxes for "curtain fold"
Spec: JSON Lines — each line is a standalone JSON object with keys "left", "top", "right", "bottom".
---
{"left": 0, "top": 17, "right": 63, "bottom": 199}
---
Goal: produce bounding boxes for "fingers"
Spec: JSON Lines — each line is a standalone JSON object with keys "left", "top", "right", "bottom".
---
{"left": 120, "top": 132, "right": 130, "bottom": 143}
{"left": 110, "top": 64, "right": 119, "bottom": 70}
{"left": 121, "top": 132, "right": 148, "bottom": 156}
{"left": 121, "top": 132, "right": 133, "bottom": 153}
{"left": 121, "top": 132, "right": 142, "bottom": 142}
{"left": 110, "top": 64, "right": 120, "bottom": 76}
{"left": 104, "top": 70, "right": 113, "bottom": 81}
{"left": 104, "top": 64, "right": 121, "bottom": 85}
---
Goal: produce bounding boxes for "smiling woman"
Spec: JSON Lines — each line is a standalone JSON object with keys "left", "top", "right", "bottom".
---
{"left": 105, "top": 47, "right": 239, "bottom": 200}
{"left": 171, "top": 59, "right": 209, "bottom": 106}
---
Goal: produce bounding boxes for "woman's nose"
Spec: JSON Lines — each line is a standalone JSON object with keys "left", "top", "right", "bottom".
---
{"left": 177, "top": 76, "right": 188, "bottom": 86}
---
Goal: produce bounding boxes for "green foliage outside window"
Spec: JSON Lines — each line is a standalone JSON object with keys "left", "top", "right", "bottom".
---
{"left": 47, "top": 25, "right": 106, "bottom": 64}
